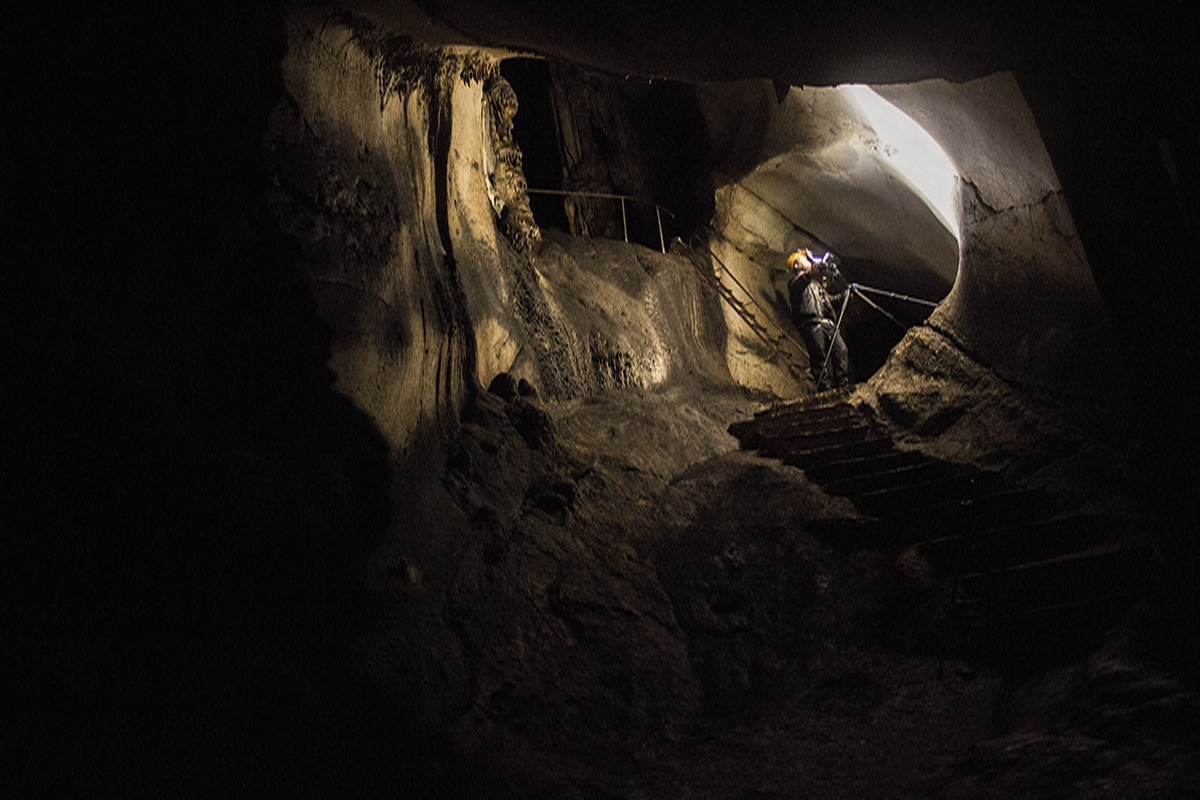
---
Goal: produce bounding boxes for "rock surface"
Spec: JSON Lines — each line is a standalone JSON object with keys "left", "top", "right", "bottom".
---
{"left": 11, "top": 1, "right": 1196, "bottom": 798}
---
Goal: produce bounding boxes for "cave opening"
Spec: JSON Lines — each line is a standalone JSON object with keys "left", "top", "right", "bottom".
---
{"left": 500, "top": 57, "right": 570, "bottom": 234}
{"left": 501, "top": 57, "right": 713, "bottom": 250}
{"left": 499, "top": 57, "right": 965, "bottom": 392}
{"left": 818, "top": 84, "right": 961, "bottom": 384}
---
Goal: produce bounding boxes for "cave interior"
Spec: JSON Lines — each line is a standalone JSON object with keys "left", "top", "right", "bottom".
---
{"left": 10, "top": 1, "right": 1199, "bottom": 798}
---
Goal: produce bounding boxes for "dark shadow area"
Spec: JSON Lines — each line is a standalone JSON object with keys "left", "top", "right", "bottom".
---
{"left": 9, "top": 6, "right": 487, "bottom": 798}
{"left": 500, "top": 58, "right": 570, "bottom": 233}
{"left": 619, "top": 76, "right": 714, "bottom": 245}
{"left": 503, "top": 58, "right": 714, "bottom": 251}
{"left": 839, "top": 280, "right": 941, "bottom": 385}
{"left": 1018, "top": 67, "right": 1200, "bottom": 678}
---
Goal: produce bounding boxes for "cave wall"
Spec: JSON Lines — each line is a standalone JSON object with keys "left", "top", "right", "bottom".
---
{"left": 267, "top": 6, "right": 1116, "bottom": 428}
{"left": 264, "top": 11, "right": 494, "bottom": 453}
{"left": 267, "top": 4, "right": 1128, "bottom": 438}
{"left": 263, "top": 7, "right": 739, "bottom": 458}
{"left": 397, "top": 0, "right": 1193, "bottom": 420}
{"left": 877, "top": 76, "right": 1117, "bottom": 413}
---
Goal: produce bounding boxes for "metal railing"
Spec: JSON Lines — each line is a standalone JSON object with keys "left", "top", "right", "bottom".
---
{"left": 526, "top": 188, "right": 675, "bottom": 252}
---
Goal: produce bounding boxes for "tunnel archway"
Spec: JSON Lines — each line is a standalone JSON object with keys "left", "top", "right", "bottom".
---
{"left": 500, "top": 57, "right": 717, "bottom": 251}
{"left": 493, "top": 61, "right": 970, "bottom": 393}
{"left": 697, "top": 71, "right": 1113, "bottom": 408}
{"left": 695, "top": 78, "right": 961, "bottom": 394}
{"left": 499, "top": 58, "right": 570, "bottom": 233}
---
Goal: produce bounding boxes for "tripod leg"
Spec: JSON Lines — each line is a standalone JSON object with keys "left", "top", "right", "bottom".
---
{"left": 818, "top": 290, "right": 853, "bottom": 389}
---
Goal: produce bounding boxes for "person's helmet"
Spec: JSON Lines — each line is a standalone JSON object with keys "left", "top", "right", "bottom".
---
{"left": 787, "top": 250, "right": 808, "bottom": 270}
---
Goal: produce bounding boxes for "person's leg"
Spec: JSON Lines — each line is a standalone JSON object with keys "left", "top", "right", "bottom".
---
{"left": 829, "top": 330, "right": 850, "bottom": 387}
{"left": 801, "top": 323, "right": 828, "bottom": 389}
{"left": 814, "top": 323, "right": 838, "bottom": 391}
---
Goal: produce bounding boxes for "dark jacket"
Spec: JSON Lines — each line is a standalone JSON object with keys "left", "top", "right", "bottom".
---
{"left": 789, "top": 273, "right": 834, "bottom": 325}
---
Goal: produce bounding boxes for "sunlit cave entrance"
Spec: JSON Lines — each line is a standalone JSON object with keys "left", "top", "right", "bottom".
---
{"left": 501, "top": 57, "right": 960, "bottom": 388}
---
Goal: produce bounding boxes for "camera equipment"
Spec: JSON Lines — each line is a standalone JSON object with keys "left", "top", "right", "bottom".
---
{"left": 805, "top": 249, "right": 845, "bottom": 292}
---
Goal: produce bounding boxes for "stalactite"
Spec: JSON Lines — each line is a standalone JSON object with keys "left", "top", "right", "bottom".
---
{"left": 484, "top": 72, "right": 542, "bottom": 256}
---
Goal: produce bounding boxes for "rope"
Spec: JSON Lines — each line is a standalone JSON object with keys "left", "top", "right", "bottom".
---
{"left": 850, "top": 285, "right": 908, "bottom": 331}
{"left": 817, "top": 282, "right": 938, "bottom": 386}
{"left": 818, "top": 288, "right": 853, "bottom": 388}
{"left": 852, "top": 283, "right": 939, "bottom": 308}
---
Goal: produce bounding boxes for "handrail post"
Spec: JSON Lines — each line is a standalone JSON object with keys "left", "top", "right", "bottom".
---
{"left": 656, "top": 206, "right": 665, "bottom": 253}
{"left": 620, "top": 197, "right": 628, "bottom": 242}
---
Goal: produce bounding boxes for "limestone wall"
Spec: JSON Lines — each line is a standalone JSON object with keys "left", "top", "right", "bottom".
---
{"left": 266, "top": 11, "right": 474, "bottom": 452}
{"left": 265, "top": 9, "right": 737, "bottom": 457}
{"left": 877, "top": 75, "right": 1118, "bottom": 412}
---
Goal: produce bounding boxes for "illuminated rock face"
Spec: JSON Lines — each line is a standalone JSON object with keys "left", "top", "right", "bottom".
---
{"left": 265, "top": 16, "right": 1106, "bottom": 439}
{"left": 381, "top": 0, "right": 1191, "bottom": 427}
{"left": 877, "top": 77, "right": 1115, "bottom": 411}
{"left": 262, "top": 10, "right": 742, "bottom": 451}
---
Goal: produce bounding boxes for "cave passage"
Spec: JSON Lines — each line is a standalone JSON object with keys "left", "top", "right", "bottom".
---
{"left": 501, "top": 57, "right": 712, "bottom": 251}
{"left": 501, "top": 58, "right": 571, "bottom": 233}
{"left": 496, "top": 59, "right": 964, "bottom": 391}
{"left": 501, "top": 57, "right": 969, "bottom": 389}
{"left": 839, "top": 84, "right": 960, "bottom": 241}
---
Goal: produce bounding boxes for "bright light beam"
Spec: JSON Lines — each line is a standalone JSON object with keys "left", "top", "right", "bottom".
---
{"left": 839, "top": 84, "right": 959, "bottom": 241}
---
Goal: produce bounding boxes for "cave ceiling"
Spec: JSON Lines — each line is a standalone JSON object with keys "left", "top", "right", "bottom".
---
{"left": 347, "top": 0, "right": 1192, "bottom": 310}
{"left": 366, "top": 1, "right": 1187, "bottom": 98}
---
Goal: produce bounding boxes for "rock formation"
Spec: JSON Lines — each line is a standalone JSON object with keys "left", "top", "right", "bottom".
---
{"left": 12, "top": 0, "right": 1196, "bottom": 797}
{"left": 483, "top": 71, "right": 542, "bottom": 256}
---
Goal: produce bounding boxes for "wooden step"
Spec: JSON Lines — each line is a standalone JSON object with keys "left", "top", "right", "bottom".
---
{"left": 850, "top": 467, "right": 1006, "bottom": 516}
{"left": 917, "top": 513, "right": 1142, "bottom": 576}
{"left": 804, "top": 448, "right": 929, "bottom": 484}
{"left": 780, "top": 434, "right": 897, "bottom": 471}
{"left": 757, "top": 421, "right": 878, "bottom": 458}
{"left": 882, "top": 487, "right": 1064, "bottom": 541}
{"left": 955, "top": 541, "right": 1151, "bottom": 611}
{"left": 736, "top": 401, "right": 862, "bottom": 434}
{"left": 732, "top": 410, "right": 869, "bottom": 448}
{"left": 821, "top": 457, "right": 964, "bottom": 498}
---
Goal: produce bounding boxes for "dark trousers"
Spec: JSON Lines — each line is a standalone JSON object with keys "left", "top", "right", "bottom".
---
{"left": 801, "top": 320, "right": 850, "bottom": 391}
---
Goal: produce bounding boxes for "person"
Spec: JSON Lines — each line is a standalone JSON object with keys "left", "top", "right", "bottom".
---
{"left": 787, "top": 249, "right": 851, "bottom": 391}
